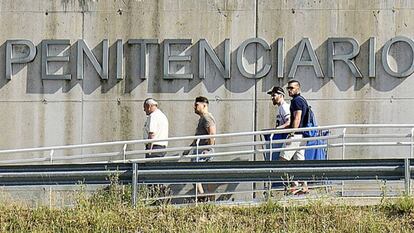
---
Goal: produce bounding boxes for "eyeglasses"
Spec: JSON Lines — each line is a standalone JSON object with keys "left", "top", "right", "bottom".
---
{"left": 286, "top": 86, "right": 294, "bottom": 90}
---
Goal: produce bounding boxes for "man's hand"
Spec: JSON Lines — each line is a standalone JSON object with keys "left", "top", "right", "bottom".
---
{"left": 201, "top": 150, "right": 210, "bottom": 154}
{"left": 286, "top": 133, "right": 294, "bottom": 145}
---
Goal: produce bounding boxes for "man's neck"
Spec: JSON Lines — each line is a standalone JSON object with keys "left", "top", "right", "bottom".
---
{"left": 198, "top": 110, "right": 208, "bottom": 116}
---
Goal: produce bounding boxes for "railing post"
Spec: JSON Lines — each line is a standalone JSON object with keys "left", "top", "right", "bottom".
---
{"left": 123, "top": 144, "right": 127, "bottom": 163}
{"left": 268, "top": 133, "right": 275, "bottom": 196}
{"left": 195, "top": 139, "right": 200, "bottom": 162}
{"left": 342, "top": 128, "right": 347, "bottom": 160}
{"left": 195, "top": 138, "right": 201, "bottom": 205}
{"left": 326, "top": 130, "right": 330, "bottom": 159}
{"left": 269, "top": 133, "right": 274, "bottom": 161}
{"left": 49, "top": 150, "right": 54, "bottom": 164}
{"left": 404, "top": 158, "right": 411, "bottom": 195}
{"left": 410, "top": 128, "right": 414, "bottom": 159}
{"left": 132, "top": 163, "right": 138, "bottom": 207}
{"left": 341, "top": 128, "right": 347, "bottom": 197}
{"left": 195, "top": 182, "right": 198, "bottom": 206}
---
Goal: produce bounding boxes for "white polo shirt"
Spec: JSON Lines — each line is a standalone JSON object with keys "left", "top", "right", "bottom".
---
{"left": 276, "top": 101, "right": 290, "bottom": 127}
{"left": 143, "top": 109, "right": 169, "bottom": 146}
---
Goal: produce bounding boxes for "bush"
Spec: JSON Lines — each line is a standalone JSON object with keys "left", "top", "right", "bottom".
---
{"left": 382, "top": 195, "right": 414, "bottom": 215}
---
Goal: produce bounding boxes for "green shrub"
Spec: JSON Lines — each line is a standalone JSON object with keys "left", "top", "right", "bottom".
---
{"left": 382, "top": 195, "right": 414, "bottom": 215}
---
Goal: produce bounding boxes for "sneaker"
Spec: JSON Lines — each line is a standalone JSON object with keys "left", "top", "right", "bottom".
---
{"left": 285, "top": 187, "right": 300, "bottom": 195}
{"left": 294, "top": 188, "right": 310, "bottom": 195}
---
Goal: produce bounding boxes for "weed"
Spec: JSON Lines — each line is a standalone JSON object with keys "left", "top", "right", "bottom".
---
{"left": 382, "top": 195, "right": 414, "bottom": 215}
{"left": 0, "top": 178, "right": 413, "bottom": 232}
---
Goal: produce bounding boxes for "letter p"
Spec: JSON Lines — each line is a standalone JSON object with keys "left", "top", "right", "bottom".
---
{"left": 6, "top": 40, "right": 36, "bottom": 80}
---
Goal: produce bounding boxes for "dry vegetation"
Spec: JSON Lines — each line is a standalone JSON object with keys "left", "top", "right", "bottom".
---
{"left": 0, "top": 182, "right": 414, "bottom": 233}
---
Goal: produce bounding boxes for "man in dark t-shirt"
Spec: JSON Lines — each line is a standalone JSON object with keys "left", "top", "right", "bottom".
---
{"left": 280, "top": 80, "right": 309, "bottom": 194}
{"left": 280, "top": 80, "right": 308, "bottom": 161}
{"left": 289, "top": 91, "right": 309, "bottom": 129}
{"left": 184, "top": 96, "right": 216, "bottom": 201}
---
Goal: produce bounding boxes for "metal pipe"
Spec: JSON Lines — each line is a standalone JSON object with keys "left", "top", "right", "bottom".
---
{"left": 195, "top": 139, "right": 200, "bottom": 162}
{"left": 50, "top": 150, "right": 54, "bottom": 164}
{"left": 123, "top": 144, "right": 127, "bottom": 163}
{"left": 0, "top": 170, "right": 128, "bottom": 178}
{"left": 405, "top": 158, "right": 411, "bottom": 195}
{"left": 345, "top": 133, "right": 411, "bottom": 138}
{"left": 136, "top": 166, "right": 404, "bottom": 175}
{"left": 132, "top": 163, "right": 138, "bottom": 207}
{"left": 1, "top": 124, "right": 413, "bottom": 155}
{"left": 411, "top": 128, "right": 414, "bottom": 159}
{"left": 3, "top": 124, "right": 414, "bottom": 165}
{"left": 269, "top": 133, "right": 274, "bottom": 161}
{"left": 342, "top": 128, "right": 347, "bottom": 160}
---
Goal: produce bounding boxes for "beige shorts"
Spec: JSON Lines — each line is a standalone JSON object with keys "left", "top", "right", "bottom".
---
{"left": 279, "top": 134, "right": 305, "bottom": 161}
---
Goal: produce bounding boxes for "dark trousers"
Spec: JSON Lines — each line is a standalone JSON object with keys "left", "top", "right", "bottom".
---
{"left": 145, "top": 144, "right": 167, "bottom": 158}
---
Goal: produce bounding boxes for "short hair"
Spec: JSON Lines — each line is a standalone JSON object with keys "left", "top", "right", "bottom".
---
{"left": 144, "top": 98, "right": 158, "bottom": 106}
{"left": 195, "top": 96, "right": 209, "bottom": 104}
{"left": 288, "top": 80, "right": 301, "bottom": 87}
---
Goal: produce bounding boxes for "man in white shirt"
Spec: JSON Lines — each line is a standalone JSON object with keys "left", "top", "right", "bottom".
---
{"left": 267, "top": 86, "right": 290, "bottom": 129}
{"left": 266, "top": 86, "right": 291, "bottom": 162}
{"left": 143, "top": 98, "right": 169, "bottom": 158}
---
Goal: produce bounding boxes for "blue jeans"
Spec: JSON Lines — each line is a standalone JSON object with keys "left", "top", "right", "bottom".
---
{"left": 263, "top": 133, "right": 288, "bottom": 161}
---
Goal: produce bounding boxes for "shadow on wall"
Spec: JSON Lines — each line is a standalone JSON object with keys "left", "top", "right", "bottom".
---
{"left": 0, "top": 39, "right": 408, "bottom": 94}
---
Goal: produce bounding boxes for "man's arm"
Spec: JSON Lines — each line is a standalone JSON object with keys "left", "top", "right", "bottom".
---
{"left": 206, "top": 125, "right": 216, "bottom": 145}
{"left": 144, "top": 132, "right": 155, "bottom": 149}
{"left": 147, "top": 116, "right": 157, "bottom": 146}
{"left": 276, "top": 117, "right": 290, "bottom": 129}
{"left": 285, "top": 110, "right": 301, "bottom": 145}
{"left": 291, "top": 110, "right": 302, "bottom": 129}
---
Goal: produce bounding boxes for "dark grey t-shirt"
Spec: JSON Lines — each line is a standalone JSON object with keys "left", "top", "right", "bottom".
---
{"left": 195, "top": 112, "right": 216, "bottom": 146}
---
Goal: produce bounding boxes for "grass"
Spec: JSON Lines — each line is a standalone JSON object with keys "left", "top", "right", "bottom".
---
{"left": 0, "top": 182, "right": 414, "bottom": 232}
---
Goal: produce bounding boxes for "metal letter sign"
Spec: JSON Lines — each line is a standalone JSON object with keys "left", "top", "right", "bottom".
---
{"left": 41, "top": 40, "right": 71, "bottom": 80}
{"left": 128, "top": 39, "right": 158, "bottom": 79}
{"left": 236, "top": 38, "right": 271, "bottom": 79}
{"left": 116, "top": 39, "right": 123, "bottom": 80}
{"left": 382, "top": 36, "right": 414, "bottom": 78}
{"left": 277, "top": 38, "right": 284, "bottom": 78}
{"left": 288, "top": 38, "right": 324, "bottom": 78}
{"left": 6, "top": 40, "right": 36, "bottom": 80}
{"left": 76, "top": 39, "right": 109, "bottom": 80}
{"left": 369, "top": 37, "right": 376, "bottom": 78}
{"left": 327, "top": 37, "right": 362, "bottom": 78}
{"left": 199, "top": 38, "right": 230, "bottom": 79}
{"left": 5, "top": 36, "right": 414, "bottom": 86}
{"left": 163, "top": 39, "right": 193, "bottom": 79}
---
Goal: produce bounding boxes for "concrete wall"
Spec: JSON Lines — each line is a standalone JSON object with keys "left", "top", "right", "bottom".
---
{"left": 0, "top": 0, "right": 414, "bottom": 160}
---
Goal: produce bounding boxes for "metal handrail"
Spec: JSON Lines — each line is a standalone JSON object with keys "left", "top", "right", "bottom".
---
{"left": 1, "top": 124, "right": 413, "bottom": 153}
{"left": 1, "top": 124, "right": 414, "bottom": 164}
{"left": 0, "top": 159, "right": 411, "bottom": 205}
